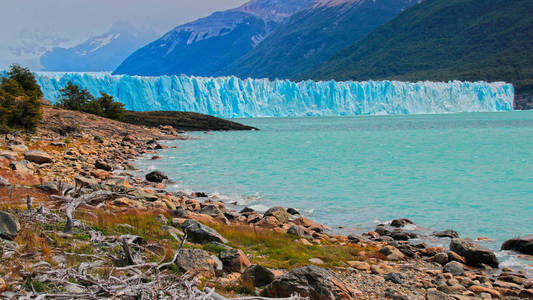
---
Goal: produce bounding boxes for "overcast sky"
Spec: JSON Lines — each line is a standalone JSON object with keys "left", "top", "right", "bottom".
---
{"left": 0, "top": 0, "right": 248, "bottom": 69}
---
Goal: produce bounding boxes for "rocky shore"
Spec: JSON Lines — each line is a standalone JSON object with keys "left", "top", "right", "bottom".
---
{"left": 0, "top": 106, "right": 532, "bottom": 299}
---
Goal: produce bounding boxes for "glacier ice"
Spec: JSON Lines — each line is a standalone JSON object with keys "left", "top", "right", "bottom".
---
{"left": 34, "top": 72, "right": 514, "bottom": 118}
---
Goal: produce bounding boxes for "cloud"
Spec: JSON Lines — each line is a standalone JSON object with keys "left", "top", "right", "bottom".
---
{"left": 0, "top": 0, "right": 248, "bottom": 69}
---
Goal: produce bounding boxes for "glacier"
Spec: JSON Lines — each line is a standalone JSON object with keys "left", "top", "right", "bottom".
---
{"left": 33, "top": 72, "right": 514, "bottom": 118}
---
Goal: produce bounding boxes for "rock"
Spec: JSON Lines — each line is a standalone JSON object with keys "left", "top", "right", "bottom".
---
{"left": 145, "top": 171, "right": 168, "bottom": 183}
{"left": 75, "top": 176, "right": 99, "bottom": 187}
{"left": 199, "top": 205, "right": 224, "bottom": 217}
{"left": 10, "top": 160, "right": 33, "bottom": 175}
{"left": 219, "top": 249, "right": 251, "bottom": 273}
{"left": 309, "top": 258, "right": 324, "bottom": 265}
{"left": 433, "top": 252, "right": 449, "bottom": 265}
{"left": 264, "top": 206, "right": 290, "bottom": 223}
{"left": 286, "top": 208, "right": 300, "bottom": 215}
{"left": 0, "top": 176, "right": 9, "bottom": 186}
{"left": 0, "top": 211, "right": 21, "bottom": 240}
{"left": 122, "top": 135, "right": 136, "bottom": 143}
{"left": 170, "top": 207, "right": 189, "bottom": 218}
{"left": 9, "top": 144, "right": 28, "bottom": 152}
{"left": 0, "top": 278, "right": 6, "bottom": 292}
{"left": 443, "top": 261, "right": 464, "bottom": 276}
{"left": 180, "top": 219, "right": 228, "bottom": 244}
{"left": 379, "top": 246, "right": 405, "bottom": 260}
{"left": 519, "top": 289, "right": 533, "bottom": 299}
{"left": 348, "top": 261, "right": 370, "bottom": 271}
{"left": 262, "top": 265, "right": 353, "bottom": 299}
{"left": 469, "top": 285, "right": 502, "bottom": 298}
{"left": 385, "top": 272, "right": 403, "bottom": 284}
{"left": 501, "top": 235, "right": 533, "bottom": 255}
{"left": 447, "top": 250, "right": 467, "bottom": 264}
{"left": 191, "top": 192, "right": 208, "bottom": 198}
{"left": 375, "top": 225, "right": 391, "bottom": 236}
{"left": 95, "top": 160, "right": 113, "bottom": 171}
{"left": 433, "top": 230, "right": 460, "bottom": 239}
{"left": 287, "top": 225, "right": 312, "bottom": 239}
{"left": 347, "top": 234, "right": 363, "bottom": 244}
{"left": 38, "top": 182, "right": 60, "bottom": 194}
{"left": 426, "top": 288, "right": 455, "bottom": 300}
{"left": 241, "top": 264, "right": 275, "bottom": 287}
{"left": 450, "top": 238, "right": 499, "bottom": 268}
{"left": 390, "top": 218, "right": 414, "bottom": 227}
{"left": 175, "top": 249, "right": 217, "bottom": 276}
{"left": 24, "top": 150, "right": 52, "bottom": 164}
{"left": 239, "top": 207, "right": 256, "bottom": 215}
{"left": 391, "top": 231, "right": 411, "bottom": 241}
{"left": 90, "top": 169, "right": 110, "bottom": 180}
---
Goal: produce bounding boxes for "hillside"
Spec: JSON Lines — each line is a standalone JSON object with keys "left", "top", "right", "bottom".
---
{"left": 223, "top": 0, "right": 420, "bottom": 79}
{"left": 40, "top": 22, "right": 157, "bottom": 72}
{"left": 113, "top": 0, "right": 312, "bottom": 77}
{"left": 301, "top": 0, "right": 533, "bottom": 108}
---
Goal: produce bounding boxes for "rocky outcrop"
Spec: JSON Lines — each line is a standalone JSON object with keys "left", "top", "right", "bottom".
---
{"left": 0, "top": 211, "right": 21, "bottom": 240}
{"left": 501, "top": 235, "right": 533, "bottom": 255}
{"left": 174, "top": 249, "right": 217, "bottom": 276}
{"left": 449, "top": 238, "right": 498, "bottom": 268}
{"left": 390, "top": 218, "right": 414, "bottom": 227}
{"left": 262, "top": 265, "right": 353, "bottom": 299}
{"left": 263, "top": 207, "right": 290, "bottom": 224}
{"left": 180, "top": 219, "right": 228, "bottom": 244}
{"left": 24, "top": 150, "right": 53, "bottom": 164}
{"left": 219, "top": 249, "right": 251, "bottom": 273}
{"left": 145, "top": 171, "right": 168, "bottom": 183}
{"left": 433, "top": 230, "right": 459, "bottom": 239}
{"left": 241, "top": 264, "right": 275, "bottom": 287}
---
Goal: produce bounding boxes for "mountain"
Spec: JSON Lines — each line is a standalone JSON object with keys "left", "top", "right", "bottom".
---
{"left": 223, "top": 0, "right": 421, "bottom": 79}
{"left": 40, "top": 22, "right": 157, "bottom": 72}
{"left": 302, "top": 0, "right": 533, "bottom": 108}
{"left": 113, "top": 0, "right": 313, "bottom": 77}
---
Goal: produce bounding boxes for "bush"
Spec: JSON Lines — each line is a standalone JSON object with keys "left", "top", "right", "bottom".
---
{"left": 0, "top": 64, "right": 43, "bottom": 133}
{"left": 55, "top": 81, "right": 125, "bottom": 121}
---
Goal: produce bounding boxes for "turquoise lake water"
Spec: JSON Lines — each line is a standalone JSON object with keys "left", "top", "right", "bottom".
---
{"left": 136, "top": 111, "right": 533, "bottom": 269}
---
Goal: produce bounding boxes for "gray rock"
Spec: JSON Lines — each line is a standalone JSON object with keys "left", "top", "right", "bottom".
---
{"left": 241, "top": 264, "right": 275, "bottom": 287}
{"left": 450, "top": 238, "right": 498, "bottom": 268}
{"left": 0, "top": 176, "right": 9, "bottom": 186}
{"left": 426, "top": 288, "right": 455, "bottom": 300}
{"left": 263, "top": 206, "right": 290, "bottom": 223}
{"left": 433, "top": 230, "right": 459, "bottom": 239}
{"left": 433, "top": 252, "right": 449, "bottom": 266}
{"left": 443, "top": 261, "right": 465, "bottom": 276}
{"left": 262, "top": 265, "right": 353, "bottom": 299}
{"left": 24, "top": 150, "right": 53, "bottom": 164}
{"left": 181, "top": 219, "right": 228, "bottom": 244}
{"left": 287, "top": 225, "right": 312, "bottom": 239}
{"left": 95, "top": 160, "right": 113, "bottom": 171}
{"left": 375, "top": 225, "right": 392, "bottom": 236}
{"left": 199, "top": 205, "right": 223, "bottom": 217}
{"left": 286, "top": 208, "right": 300, "bottom": 215}
{"left": 171, "top": 207, "right": 189, "bottom": 218}
{"left": 174, "top": 249, "right": 217, "bottom": 275}
{"left": 219, "top": 249, "right": 250, "bottom": 273}
{"left": 9, "top": 160, "right": 33, "bottom": 175}
{"left": 501, "top": 235, "right": 533, "bottom": 255}
{"left": 385, "top": 272, "right": 403, "bottom": 284}
{"left": 38, "top": 182, "right": 59, "bottom": 194}
{"left": 145, "top": 171, "right": 168, "bottom": 183}
{"left": 390, "top": 218, "right": 414, "bottom": 227}
{"left": 0, "top": 211, "right": 21, "bottom": 240}
{"left": 347, "top": 234, "right": 364, "bottom": 244}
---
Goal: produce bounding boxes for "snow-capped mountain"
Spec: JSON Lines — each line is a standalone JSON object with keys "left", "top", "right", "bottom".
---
{"left": 113, "top": 0, "right": 313, "bottom": 76}
{"left": 223, "top": 0, "right": 422, "bottom": 79}
{"left": 40, "top": 22, "right": 157, "bottom": 72}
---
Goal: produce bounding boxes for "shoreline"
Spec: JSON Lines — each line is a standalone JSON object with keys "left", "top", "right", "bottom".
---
{"left": 0, "top": 107, "right": 532, "bottom": 298}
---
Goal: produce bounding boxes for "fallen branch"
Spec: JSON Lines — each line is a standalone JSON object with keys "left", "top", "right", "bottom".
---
{"left": 63, "top": 191, "right": 113, "bottom": 233}
{"left": 157, "top": 232, "right": 187, "bottom": 271}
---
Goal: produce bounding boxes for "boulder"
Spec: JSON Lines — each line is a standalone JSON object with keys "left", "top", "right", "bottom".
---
{"left": 287, "top": 225, "right": 312, "bottom": 239}
{"left": 501, "top": 235, "right": 533, "bottom": 255}
{"left": 384, "top": 272, "right": 403, "bottom": 284}
{"left": 390, "top": 218, "right": 414, "bottom": 227}
{"left": 174, "top": 249, "right": 217, "bottom": 276}
{"left": 262, "top": 265, "right": 353, "bottom": 299}
{"left": 433, "top": 230, "right": 459, "bottom": 239}
{"left": 450, "top": 238, "right": 498, "bottom": 268}
{"left": 433, "top": 252, "right": 449, "bottom": 265}
{"left": 0, "top": 211, "right": 21, "bottom": 240}
{"left": 378, "top": 246, "right": 405, "bottom": 260}
{"left": 0, "top": 176, "right": 9, "bottom": 186}
{"left": 219, "top": 249, "right": 251, "bottom": 273}
{"left": 145, "top": 171, "right": 168, "bottom": 183}
{"left": 95, "top": 160, "right": 113, "bottom": 171}
{"left": 241, "top": 264, "right": 275, "bottom": 287}
{"left": 264, "top": 206, "right": 291, "bottom": 223}
{"left": 180, "top": 219, "right": 228, "bottom": 244}
{"left": 9, "top": 160, "right": 33, "bottom": 175}
{"left": 286, "top": 208, "right": 300, "bottom": 215}
{"left": 443, "top": 261, "right": 465, "bottom": 276}
{"left": 24, "top": 150, "right": 52, "bottom": 164}
{"left": 37, "top": 182, "right": 60, "bottom": 194}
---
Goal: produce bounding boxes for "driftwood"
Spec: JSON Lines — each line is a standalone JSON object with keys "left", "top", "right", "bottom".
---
{"left": 63, "top": 191, "right": 114, "bottom": 233}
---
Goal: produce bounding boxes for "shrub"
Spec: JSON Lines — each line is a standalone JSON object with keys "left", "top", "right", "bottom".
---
{"left": 55, "top": 81, "right": 125, "bottom": 121}
{"left": 0, "top": 64, "right": 43, "bottom": 133}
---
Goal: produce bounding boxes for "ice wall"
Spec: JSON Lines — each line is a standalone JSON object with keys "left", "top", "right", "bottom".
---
{"left": 34, "top": 72, "right": 514, "bottom": 118}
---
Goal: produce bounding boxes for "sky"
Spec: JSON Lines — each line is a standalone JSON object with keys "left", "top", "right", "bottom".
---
{"left": 0, "top": 0, "right": 248, "bottom": 70}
